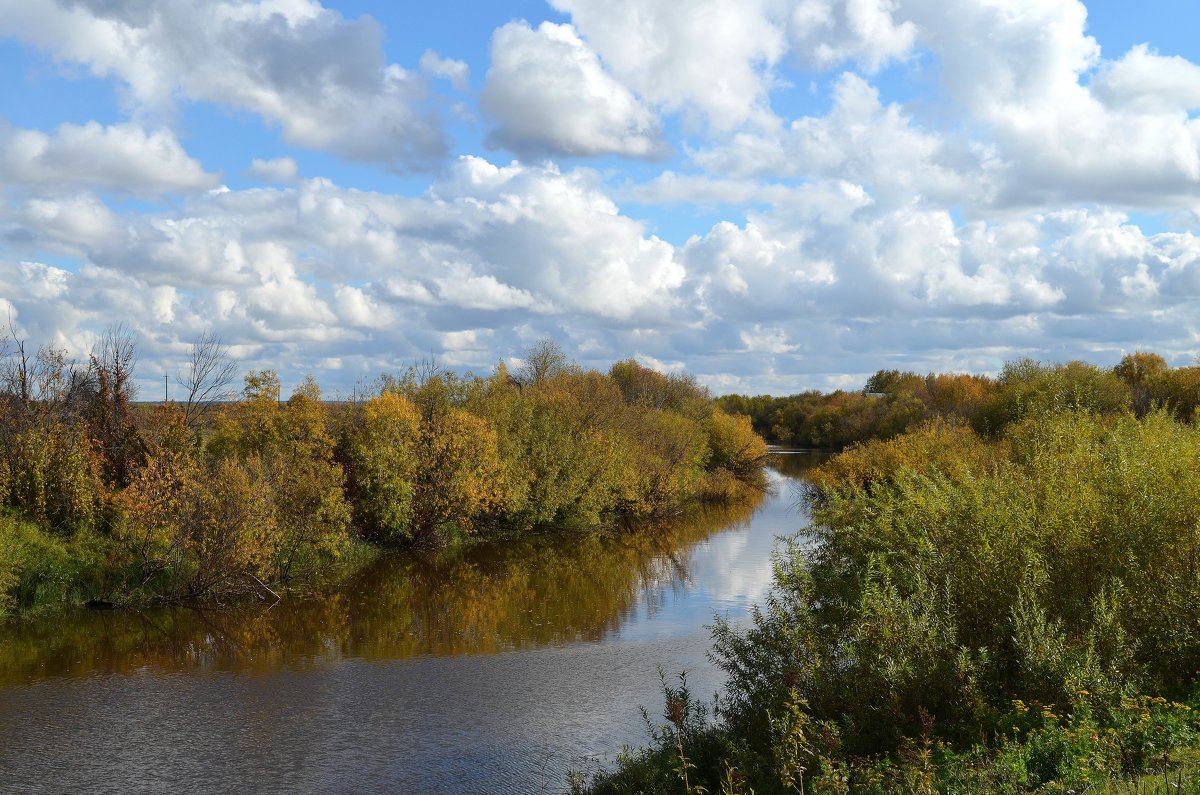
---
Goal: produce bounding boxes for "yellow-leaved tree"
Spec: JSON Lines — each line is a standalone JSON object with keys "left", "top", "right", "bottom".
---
{"left": 207, "top": 371, "right": 351, "bottom": 578}
{"left": 401, "top": 373, "right": 506, "bottom": 541}
{"left": 412, "top": 406, "right": 505, "bottom": 541}
{"left": 120, "top": 449, "right": 279, "bottom": 598}
{"left": 702, "top": 408, "right": 769, "bottom": 499}
{"left": 623, "top": 408, "right": 710, "bottom": 516}
{"left": 342, "top": 391, "right": 421, "bottom": 542}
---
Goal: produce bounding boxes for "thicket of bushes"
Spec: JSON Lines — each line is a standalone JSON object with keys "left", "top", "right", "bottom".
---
{"left": 0, "top": 332, "right": 767, "bottom": 614}
{"left": 586, "top": 402, "right": 1200, "bottom": 792}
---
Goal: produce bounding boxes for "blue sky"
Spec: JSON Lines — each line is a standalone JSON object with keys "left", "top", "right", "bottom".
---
{"left": 1, "top": 0, "right": 1199, "bottom": 397}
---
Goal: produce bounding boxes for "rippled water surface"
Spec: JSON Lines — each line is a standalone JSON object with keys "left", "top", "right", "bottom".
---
{"left": 0, "top": 452, "right": 819, "bottom": 794}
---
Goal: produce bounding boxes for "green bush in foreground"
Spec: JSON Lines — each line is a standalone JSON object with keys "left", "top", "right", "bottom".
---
{"left": 587, "top": 410, "right": 1200, "bottom": 793}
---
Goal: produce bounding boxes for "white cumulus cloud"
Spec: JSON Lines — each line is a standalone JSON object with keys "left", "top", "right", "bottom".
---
{"left": 0, "top": 0, "right": 449, "bottom": 169}
{"left": 548, "top": 0, "right": 789, "bottom": 130}
{"left": 0, "top": 120, "right": 217, "bottom": 195}
{"left": 481, "top": 21, "right": 666, "bottom": 159}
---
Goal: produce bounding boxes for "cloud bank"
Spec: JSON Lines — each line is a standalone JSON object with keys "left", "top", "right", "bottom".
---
{"left": 0, "top": 0, "right": 1198, "bottom": 396}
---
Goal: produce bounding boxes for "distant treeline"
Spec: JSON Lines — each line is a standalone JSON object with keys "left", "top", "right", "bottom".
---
{"left": 717, "top": 351, "right": 1200, "bottom": 449}
{"left": 0, "top": 331, "right": 767, "bottom": 614}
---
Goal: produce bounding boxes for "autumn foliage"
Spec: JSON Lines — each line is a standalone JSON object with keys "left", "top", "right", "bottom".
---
{"left": 0, "top": 334, "right": 768, "bottom": 611}
{"left": 719, "top": 351, "right": 1200, "bottom": 451}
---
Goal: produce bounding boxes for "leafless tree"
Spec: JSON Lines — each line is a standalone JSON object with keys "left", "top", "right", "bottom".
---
{"left": 0, "top": 317, "right": 32, "bottom": 403}
{"left": 517, "top": 339, "right": 573, "bottom": 387}
{"left": 177, "top": 330, "right": 238, "bottom": 428}
{"left": 92, "top": 324, "right": 138, "bottom": 401}
{"left": 1, "top": 316, "right": 89, "bottom": 420}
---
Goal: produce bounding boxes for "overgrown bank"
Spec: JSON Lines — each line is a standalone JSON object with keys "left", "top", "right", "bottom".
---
{"left": 0, "top": 333, "right": 767, "bottom": 615}
{"left": 585, "top": 405, "right": 1200, "bottom": 793}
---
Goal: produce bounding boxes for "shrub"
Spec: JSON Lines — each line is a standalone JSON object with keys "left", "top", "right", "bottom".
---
{"left": 0, "top": 513, "right": 109, "bottom": 614}
{"left": 589, "top": 408, "right": 1200, "bottom": 793}
{"left": 342, "top": 392, "right": 421, "bottom": 542}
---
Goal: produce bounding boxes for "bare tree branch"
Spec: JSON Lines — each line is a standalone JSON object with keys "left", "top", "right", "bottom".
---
{"left": 517, "top": 339, "right": 573, "bottom": 387}
{"left": 177, "top": 330, "right": 238, "bottom": 428}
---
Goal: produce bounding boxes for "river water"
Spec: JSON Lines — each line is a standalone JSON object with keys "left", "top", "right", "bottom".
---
{"left": 0, "top": 452, "right": 818, "bottom": 794}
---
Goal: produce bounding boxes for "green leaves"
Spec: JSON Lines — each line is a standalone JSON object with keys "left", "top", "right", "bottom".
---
{"left": 618, "top": 408, "right": 1200, "bottom": 793}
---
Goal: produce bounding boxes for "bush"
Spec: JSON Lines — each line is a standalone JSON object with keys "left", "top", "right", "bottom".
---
{"left": 0, "top": 513, "right": 109, "bottom": 615}
{"left": 588, "top": 408, "right": 1200, "bottom": 793}
{"left": 342, "top": 392, "right": 421, "bottom": 542}
{"left": 979, "top": 358, "right": 1131, "bottom": 433}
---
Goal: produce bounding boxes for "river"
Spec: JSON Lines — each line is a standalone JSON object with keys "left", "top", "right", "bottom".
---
{"left": 0, "top": 452, "right": 818, "bottom": 794}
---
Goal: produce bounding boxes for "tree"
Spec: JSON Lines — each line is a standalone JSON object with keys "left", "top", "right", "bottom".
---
{"left": 121, "top": 450, "right": 280, "bottom": 598}
{"left": 980, "top": 358, "right": 1131, "bottom": 433}
{"left": 609, "top": 359, "right": 710, "bottom": 415}
{"left": 1146, "top": 365, "right": 1200, "bottom": 422}
{"left": 517, "top": 339, "right": 574, "bottom": 387}
{"left": 1114, "top": 351, "right": 1169, "bottom": 388}
{"left": 863, "top": 369, "right": 925, "bottom": 397}
{"left": 410, "top": 407, "right": 505, "bottom": 540}
{"left": 86, "top": 324, "right": 144, "bottom": 488}
{"left": 1115, "top": 351, "right": 1169, "bottom": 416}
{"left": 706, "top": 409, "right": 768, "bottom": 479}
{"left": 0, "top": 325, "right": 105, "bottom": 534}
{"left": 177, "top": 330, "right": 238, "bottom": 429}
{"left": 206, "top": 372, "right": 351, "bottom": 576}
{"left": 343, "top": 392, "right": 421, "bottom": 542}
{"left": 273, "top": 379, "right": 351, "bottom": 577}
{"left": 624, "top": 408, "right": 710, "bottom": 516}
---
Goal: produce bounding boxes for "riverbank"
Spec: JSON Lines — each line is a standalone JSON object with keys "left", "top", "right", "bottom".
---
{"left": 1, "top": 336, "right": 769, "bottom": 616}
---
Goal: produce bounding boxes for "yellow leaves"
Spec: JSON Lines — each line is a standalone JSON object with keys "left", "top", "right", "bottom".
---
{"left": 118, "top": 449, "right": 196, "bottom": 552}
{"left": 412, "top": 408, "right": 506, "bottom": 535}
{"left": 342, "top": 363, "right": 768, "bottom": 540}
{"left": 345, "top": 393, "right": 422, "bottom": 541}
{"left": 211, "top": 464, "right": 270, "bottom": 571}
{"left": 363, "top": 391, "right": 421, "bottom": 431}
{"left": 621, "top": 408, "right": 710, "bottom": 517}
{"left": 205, "top": 371, "right": 350, "bottom": 573}
{"left": 810, "top": 417, "right": 990, "bottom": 495}
{"left": 706, "top": 409, "right": 769, "bottom": 478}
{"left": 242, "top": 369, "right": 281, "bottom": 402}
{"left": 4, "top": 418, "right": 105, "bottom": 534}
{"left": 118, "top": 448, "right": 281, "bottom": 595}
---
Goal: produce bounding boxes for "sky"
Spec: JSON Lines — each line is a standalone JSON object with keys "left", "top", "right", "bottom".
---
{"left": 0, "top": 0, "right": 1198, "bottom": 398}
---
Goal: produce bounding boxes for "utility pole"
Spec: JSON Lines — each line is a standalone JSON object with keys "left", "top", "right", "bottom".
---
{"left": 164, "top": 373, "right": 169, "bottom": 405}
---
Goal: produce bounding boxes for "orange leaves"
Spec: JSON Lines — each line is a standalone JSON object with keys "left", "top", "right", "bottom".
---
{"left": 120, "top": 449, "right": 280, "bottom": 597}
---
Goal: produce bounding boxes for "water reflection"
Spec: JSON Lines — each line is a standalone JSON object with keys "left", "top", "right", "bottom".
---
{"left": 0, "top": 457, "right": 821, "bottom": 685}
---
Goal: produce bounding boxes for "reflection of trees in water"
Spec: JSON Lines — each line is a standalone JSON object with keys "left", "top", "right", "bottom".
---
{"left": 0, "top": 494, "right": 767, "bottom": 684}
{"left": 767, "top": 449, "right": 827, "bottom": 481}
{"left": 634, "top": 502, "right": 757, "bottom": 622}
